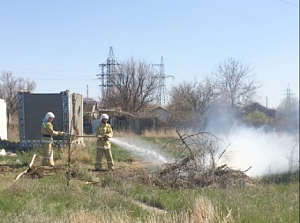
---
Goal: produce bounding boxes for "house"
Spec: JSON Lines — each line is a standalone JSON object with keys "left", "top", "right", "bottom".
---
{"left": 83, "top": 99, "right": 98, "bottom": 115}
{"left": 152, "top": 106, "right": 171, "bottom": 122}
{"left": 83, "top": 99, "right": 99, "bottom": 134}
{"left": 243, "top": 102, "right": 276, "bottom": 118}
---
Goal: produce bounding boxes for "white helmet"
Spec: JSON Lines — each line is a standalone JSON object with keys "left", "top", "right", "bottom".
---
{"left": 100, "top": 113, "right": 109, "bottom": 121}
{"left": 45, "top": 112, "right": 55, "bottom": 120}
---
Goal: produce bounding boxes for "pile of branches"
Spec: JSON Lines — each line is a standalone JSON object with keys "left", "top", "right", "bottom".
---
{"left": 155, "top": 131, "right": 253, "bottom": 189}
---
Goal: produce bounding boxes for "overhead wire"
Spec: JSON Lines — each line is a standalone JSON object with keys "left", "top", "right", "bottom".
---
{"left": 278, "top": 0, "right": 299, "bottom": 7}
{"left": 0, "top": 37, "right": 99, "bottom": 51}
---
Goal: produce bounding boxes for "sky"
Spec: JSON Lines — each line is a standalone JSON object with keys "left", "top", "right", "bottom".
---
{"left": 0, "top": 0, "right": 299, "bottom": 109}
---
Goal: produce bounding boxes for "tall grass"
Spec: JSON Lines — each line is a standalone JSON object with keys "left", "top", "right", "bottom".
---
{"left": 0, "top": 133, "right": 299, "bottom": 222}
{"left": 2, "top": 171, "right": 297, "bottom": 222}
{"left": 141, "top": 128, "right": 198, "bottom": 139}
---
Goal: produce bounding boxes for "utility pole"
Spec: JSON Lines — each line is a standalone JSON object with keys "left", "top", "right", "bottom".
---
{"left": 87, "top": 85, "right": 89, "bottom": 99}
{"left": 152, "top": 57, "right": 174, "bottom": 105}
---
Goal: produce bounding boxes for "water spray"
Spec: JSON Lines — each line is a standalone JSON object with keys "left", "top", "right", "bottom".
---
{"left": 109, "top": 137, "right": 168, "bottom": 164}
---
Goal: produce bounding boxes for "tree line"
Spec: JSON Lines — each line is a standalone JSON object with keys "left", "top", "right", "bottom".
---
{"left": 1, "top": 57, "right": 298, "bottom": 132}
{"left": 99, "top": 57, "right": 260, "bottom": 112}
{"left": 0, "top": 71, "right": 36, "bottom": 125}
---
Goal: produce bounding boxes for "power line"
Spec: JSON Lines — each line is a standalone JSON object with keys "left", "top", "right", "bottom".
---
{"left": 0, "top": 66, "right": 95, "bottom": 72}
{"left": 278, "top": 0, "right": 299, "bottom": 7}
{"left": 42, "top": 78, "right": 94, "bottom": 81}
{"left": 0, "top": 37, "right": 99, "bottom": 50}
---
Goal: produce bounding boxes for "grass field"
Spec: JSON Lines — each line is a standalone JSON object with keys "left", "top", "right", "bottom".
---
{"left": 0, "top": 133, "right": 299, "bottom": 223}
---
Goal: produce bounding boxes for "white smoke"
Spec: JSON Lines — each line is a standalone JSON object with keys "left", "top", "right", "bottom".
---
{"left": 201, "top": 106, "right": 299, "bottom": 177}
{"left": 215, "top": 125, "right": 299, "bottom": 177}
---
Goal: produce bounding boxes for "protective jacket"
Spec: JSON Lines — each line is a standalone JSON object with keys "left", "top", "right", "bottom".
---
{"left": 95, "top": 122, "right": 113, "bottom": 149}
{"left": 41, "top": 120, "right": 62, "bottom": 166}
{"left": 94, "top": 122, "right": 114, "bottom": 170}
{"left": 41, "top": 121, "right": 61, "bottom": 143}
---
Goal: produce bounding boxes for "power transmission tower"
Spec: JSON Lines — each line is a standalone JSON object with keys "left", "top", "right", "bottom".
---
{"left": 152, "top": 57, "right": 174, "bottom": 105}
{"left": 97, "top": 47, "right": 122, "bottom": 99}
{"left": 283, "top": 84, "right": 293, "bottom": 113}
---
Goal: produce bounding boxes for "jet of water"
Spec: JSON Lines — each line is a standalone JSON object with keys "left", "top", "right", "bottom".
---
{"left": 109, "top": 137, "right": 168, "bottom": 163}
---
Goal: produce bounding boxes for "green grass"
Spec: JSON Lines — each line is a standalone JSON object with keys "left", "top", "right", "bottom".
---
{"left": 0, "top": 173, "right": 152, "bottom": 222}
{"left": 121, "top": 181, "right": 299, "bottom": 222}
{"left": 0, "top": 148, "right": 35, "bottom": 166}
{"left": 0, "top": 135, "right": 299, "bottom": 222}
{"left": 111, "top": 144, "right": 133, "bottom": 162}
{"left": 258, "top": 171, "right": 299, "bottom": 184}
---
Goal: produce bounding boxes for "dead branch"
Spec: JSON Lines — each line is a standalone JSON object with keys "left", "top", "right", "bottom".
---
{"left": 156, "top": 131, "right": 253, "bottom": 189}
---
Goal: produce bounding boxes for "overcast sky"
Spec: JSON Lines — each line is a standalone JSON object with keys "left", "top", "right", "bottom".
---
{"left": 0, "top": 0, "right": 298, "bottom": 108}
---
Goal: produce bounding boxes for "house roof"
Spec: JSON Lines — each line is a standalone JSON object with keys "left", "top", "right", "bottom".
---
{"left": 151, "top": 106, "right": 171, "bottom": 113}
{"left": 243, "top": 102, "right": 276, "bottom": 117}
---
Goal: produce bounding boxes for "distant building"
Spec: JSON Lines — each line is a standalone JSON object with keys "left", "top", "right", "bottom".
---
{"left": 152, "top": 106, "right": 171, "bottom": 122}
{"left": 83, "top": 99, "right": 98, "bottom": 115}
{"left": 83, "top": 99, "right": 99, "bottom": 134}
{"left": 243, "top": 102, "right": 276, "bottom": 118}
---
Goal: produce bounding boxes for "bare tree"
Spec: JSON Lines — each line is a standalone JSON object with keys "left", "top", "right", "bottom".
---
{"left": 101, "top": 58, "right": 160, "bottom": 112}
{"left": 168, "top": 76, "right": 218, "bottom": 115}
{"left": 0, "top": 71, "right": 36, "bottom": 124}
{"left": 214, "top": 58, "right": 260, "bottom": 108}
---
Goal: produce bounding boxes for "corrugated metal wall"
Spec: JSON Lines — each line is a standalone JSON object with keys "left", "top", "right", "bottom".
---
{"left": 18, "top": 91, "right": 83, "bottom": 148}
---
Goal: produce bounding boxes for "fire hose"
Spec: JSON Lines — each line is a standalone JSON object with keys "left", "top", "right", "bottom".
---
{"left": 14, "top": 139, "right": 42, "bottom": 182}
{"left": 69, "top": 135, "right": 97, "bottom": 137}
{"left": 13, "top": 134, "right": 99, "bottom": 183}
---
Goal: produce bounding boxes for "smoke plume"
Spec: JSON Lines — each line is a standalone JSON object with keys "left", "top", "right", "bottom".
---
{"left": 204, "top": 110, "right": 299, "bottom": 177}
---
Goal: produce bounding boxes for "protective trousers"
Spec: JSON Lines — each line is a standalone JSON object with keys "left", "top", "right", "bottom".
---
{"left": 95, "top": 147, "right": 114, "bottom": 170}
{"left": 42, "top": 142, "right": 55, "bottom": 166}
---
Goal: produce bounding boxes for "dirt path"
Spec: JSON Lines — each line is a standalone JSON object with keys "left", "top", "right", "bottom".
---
{"left": 86, "top": 182, "right": 167, "bottom": 215}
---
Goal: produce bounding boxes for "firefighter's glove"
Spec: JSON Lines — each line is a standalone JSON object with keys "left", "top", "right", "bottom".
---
{"left": 59, "top": 131, "right": 64, "bottom": 136}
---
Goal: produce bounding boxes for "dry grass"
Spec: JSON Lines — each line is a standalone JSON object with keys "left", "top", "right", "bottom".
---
{"left": 65, "top": 210, "right": 132, "bottom": 223}
{"left": 192, "top": 197, "right": 234, "bottom": 223}
{"left": 58, "top": 143, "right": 95, "bottom": 165}
{"left": 0, "top": 171, "right": 232, "bottom": 223}
{"left": 7, "top": 123, "right": 19, "bottom": 141}
{"left": 141, "top": 129, "right": 193, "bottom": 138}
{"left": 65, "top": 196, "right": 235, "bottom": 223}
{"left": 1, "top": 127, "right": 299, "bottom": 223}
{"left": 141, "top": 129, "right": 177, "bottom": 138}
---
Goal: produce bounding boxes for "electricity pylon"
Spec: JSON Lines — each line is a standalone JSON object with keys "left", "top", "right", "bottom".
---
{"left": 283, "top": 84, "right": 293, "bottom": 113}
{"left": 152, "top": 57, "right": 174, "bottom": 105}
{"left": 97, "top": 47, "right": 121, "bottom": 99}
